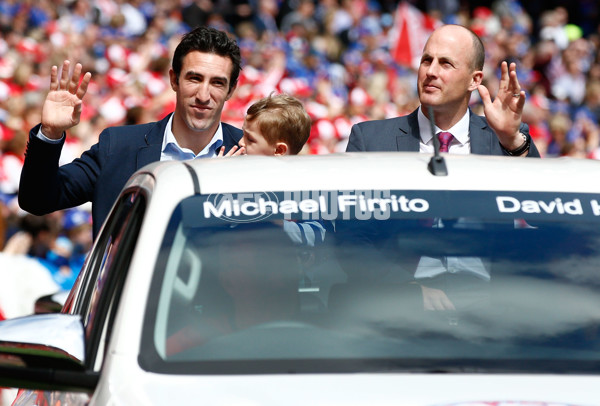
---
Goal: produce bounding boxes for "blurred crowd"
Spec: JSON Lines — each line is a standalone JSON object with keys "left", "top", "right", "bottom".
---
{"left": 0, "top": 0, "right": 599, "bottom": 313}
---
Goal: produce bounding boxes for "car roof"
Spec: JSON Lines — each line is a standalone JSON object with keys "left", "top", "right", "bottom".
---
{"left": 131, "top": 153, "right": 600, "bottom": 196}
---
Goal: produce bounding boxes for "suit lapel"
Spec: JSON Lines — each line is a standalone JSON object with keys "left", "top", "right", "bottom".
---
{"left": 221, "top": 122, "right": 243, "bottom": 152}
{"left": 396, "top": 110, "right": 421, "bottom": 152}
{"left": 135, "top": 117, "right": 241, "bottom": 168}
{"left": 392, "top": 108, "right": 500, "bottom": 154}
{"left": 137, "top": 114, "right": 170, "bottom": 169}
{"left": 469, "top": 113, "right": 495, "bottom": 155}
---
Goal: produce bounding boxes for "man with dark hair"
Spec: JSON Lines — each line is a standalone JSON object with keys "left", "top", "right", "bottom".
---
{"left": 346, "top": 24, "right": 540, "bottom": 158}
{"left": 19, "top": 26, "right": 243, "bottom": 237}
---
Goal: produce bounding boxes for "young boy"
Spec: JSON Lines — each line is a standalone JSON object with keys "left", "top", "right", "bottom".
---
{"left": 219, "top": 93, "right": 323, "bottom": 247}
{"left": 219, "top": 93, "right": 312, "bottom": 157}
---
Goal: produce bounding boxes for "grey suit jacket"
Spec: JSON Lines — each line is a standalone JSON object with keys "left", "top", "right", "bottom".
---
{"left": 346, "top": 108, "right": 540, "bottom": 157}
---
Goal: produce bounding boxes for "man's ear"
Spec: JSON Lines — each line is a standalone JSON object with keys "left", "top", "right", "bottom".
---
{"left": 274, "top": 142, "right": 289, "bottom": 156}
{"left": 226, "top": 83, "right": 237, "bottom": 101}
{"left": 169, "top": 69, "right": 178, "bottom": 91}
{"left": 469, "top": 70, "right": 484, "bottom": 91}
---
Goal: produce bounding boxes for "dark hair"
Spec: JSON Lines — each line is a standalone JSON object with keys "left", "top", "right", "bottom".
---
{"left": 172, "top": 26, "right": 242, "bottom": 91}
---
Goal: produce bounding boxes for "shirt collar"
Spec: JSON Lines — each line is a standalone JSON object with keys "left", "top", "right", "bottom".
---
{"left": 161, "top": 114, "right": 224, "bottom": 159}
{"left": 417, "top": 106, "right": 470, "bottom": 145}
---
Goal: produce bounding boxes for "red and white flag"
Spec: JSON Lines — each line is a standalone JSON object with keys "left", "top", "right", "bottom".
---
{"left": 389, "top": 2, "right": 441, "bottom": 69}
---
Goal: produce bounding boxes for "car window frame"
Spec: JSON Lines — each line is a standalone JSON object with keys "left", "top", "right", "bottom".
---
{"left": 66, "top": 189, "right": 147, "bottom": 370}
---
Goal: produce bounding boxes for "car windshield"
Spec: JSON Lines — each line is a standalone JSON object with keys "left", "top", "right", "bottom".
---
{"left": 140, "top": 190, "right": 600, "bottom": 374}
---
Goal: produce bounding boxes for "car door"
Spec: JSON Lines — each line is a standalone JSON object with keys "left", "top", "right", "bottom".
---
{"left": 11, "top": 188, "right": 148, "bottom": 406}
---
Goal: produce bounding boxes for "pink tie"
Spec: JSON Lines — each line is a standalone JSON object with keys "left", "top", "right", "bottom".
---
{"left": 437, "top": 131, "right": 454, "bottom": 153}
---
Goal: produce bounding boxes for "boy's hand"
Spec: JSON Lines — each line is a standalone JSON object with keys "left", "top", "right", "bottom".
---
{"left": 217, "top": 145, "right": 246, "bottom": 157}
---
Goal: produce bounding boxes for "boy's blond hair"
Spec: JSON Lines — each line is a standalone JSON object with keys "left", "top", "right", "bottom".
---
{"left": 245, "top": 93, "right": 312, "bottom": 155}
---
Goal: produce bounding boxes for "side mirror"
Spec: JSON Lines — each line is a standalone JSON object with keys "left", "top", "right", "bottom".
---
{"left": 0, "top": 314, "right": 98, "bottom": 391}
{"left": 34, "top": 291, "right": 69, "bottom": 314}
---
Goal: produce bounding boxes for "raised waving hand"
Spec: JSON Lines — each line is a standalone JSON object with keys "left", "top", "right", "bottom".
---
{"left": 40, "top": 60, "right": 92, "bottom": 140}
{"left": 477, "top": 61, "right": 527, "bottom": 152}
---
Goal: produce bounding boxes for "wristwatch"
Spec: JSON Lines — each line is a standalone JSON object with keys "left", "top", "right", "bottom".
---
{"left": 504, "top": 132, "right": 530, "bottom": 156}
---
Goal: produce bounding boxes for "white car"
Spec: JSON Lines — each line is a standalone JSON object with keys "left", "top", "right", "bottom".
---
{"left": 1, "top": 152, "right": 600, "bottom": 406}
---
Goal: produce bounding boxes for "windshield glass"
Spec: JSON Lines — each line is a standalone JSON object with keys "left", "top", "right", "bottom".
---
{"left": 140, "top": 190, "right": 600, "bottom": 374}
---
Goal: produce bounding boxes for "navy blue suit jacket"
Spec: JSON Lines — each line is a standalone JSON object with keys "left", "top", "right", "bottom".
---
{"left": 346, "top": 109, "right": 540, "bottom": 157}
{"left": 19, "top": 114, "right": 242, "bottom": 237}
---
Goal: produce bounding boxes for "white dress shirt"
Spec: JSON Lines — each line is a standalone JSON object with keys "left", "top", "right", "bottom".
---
{"left": 417, "top": 106, "right": 471, "bottom": 154}
{"left": 414, "top": 107, "right": 490, "bottom": 280}
{"left": 161, "top": 114, "right": 224, "bottom": 161}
